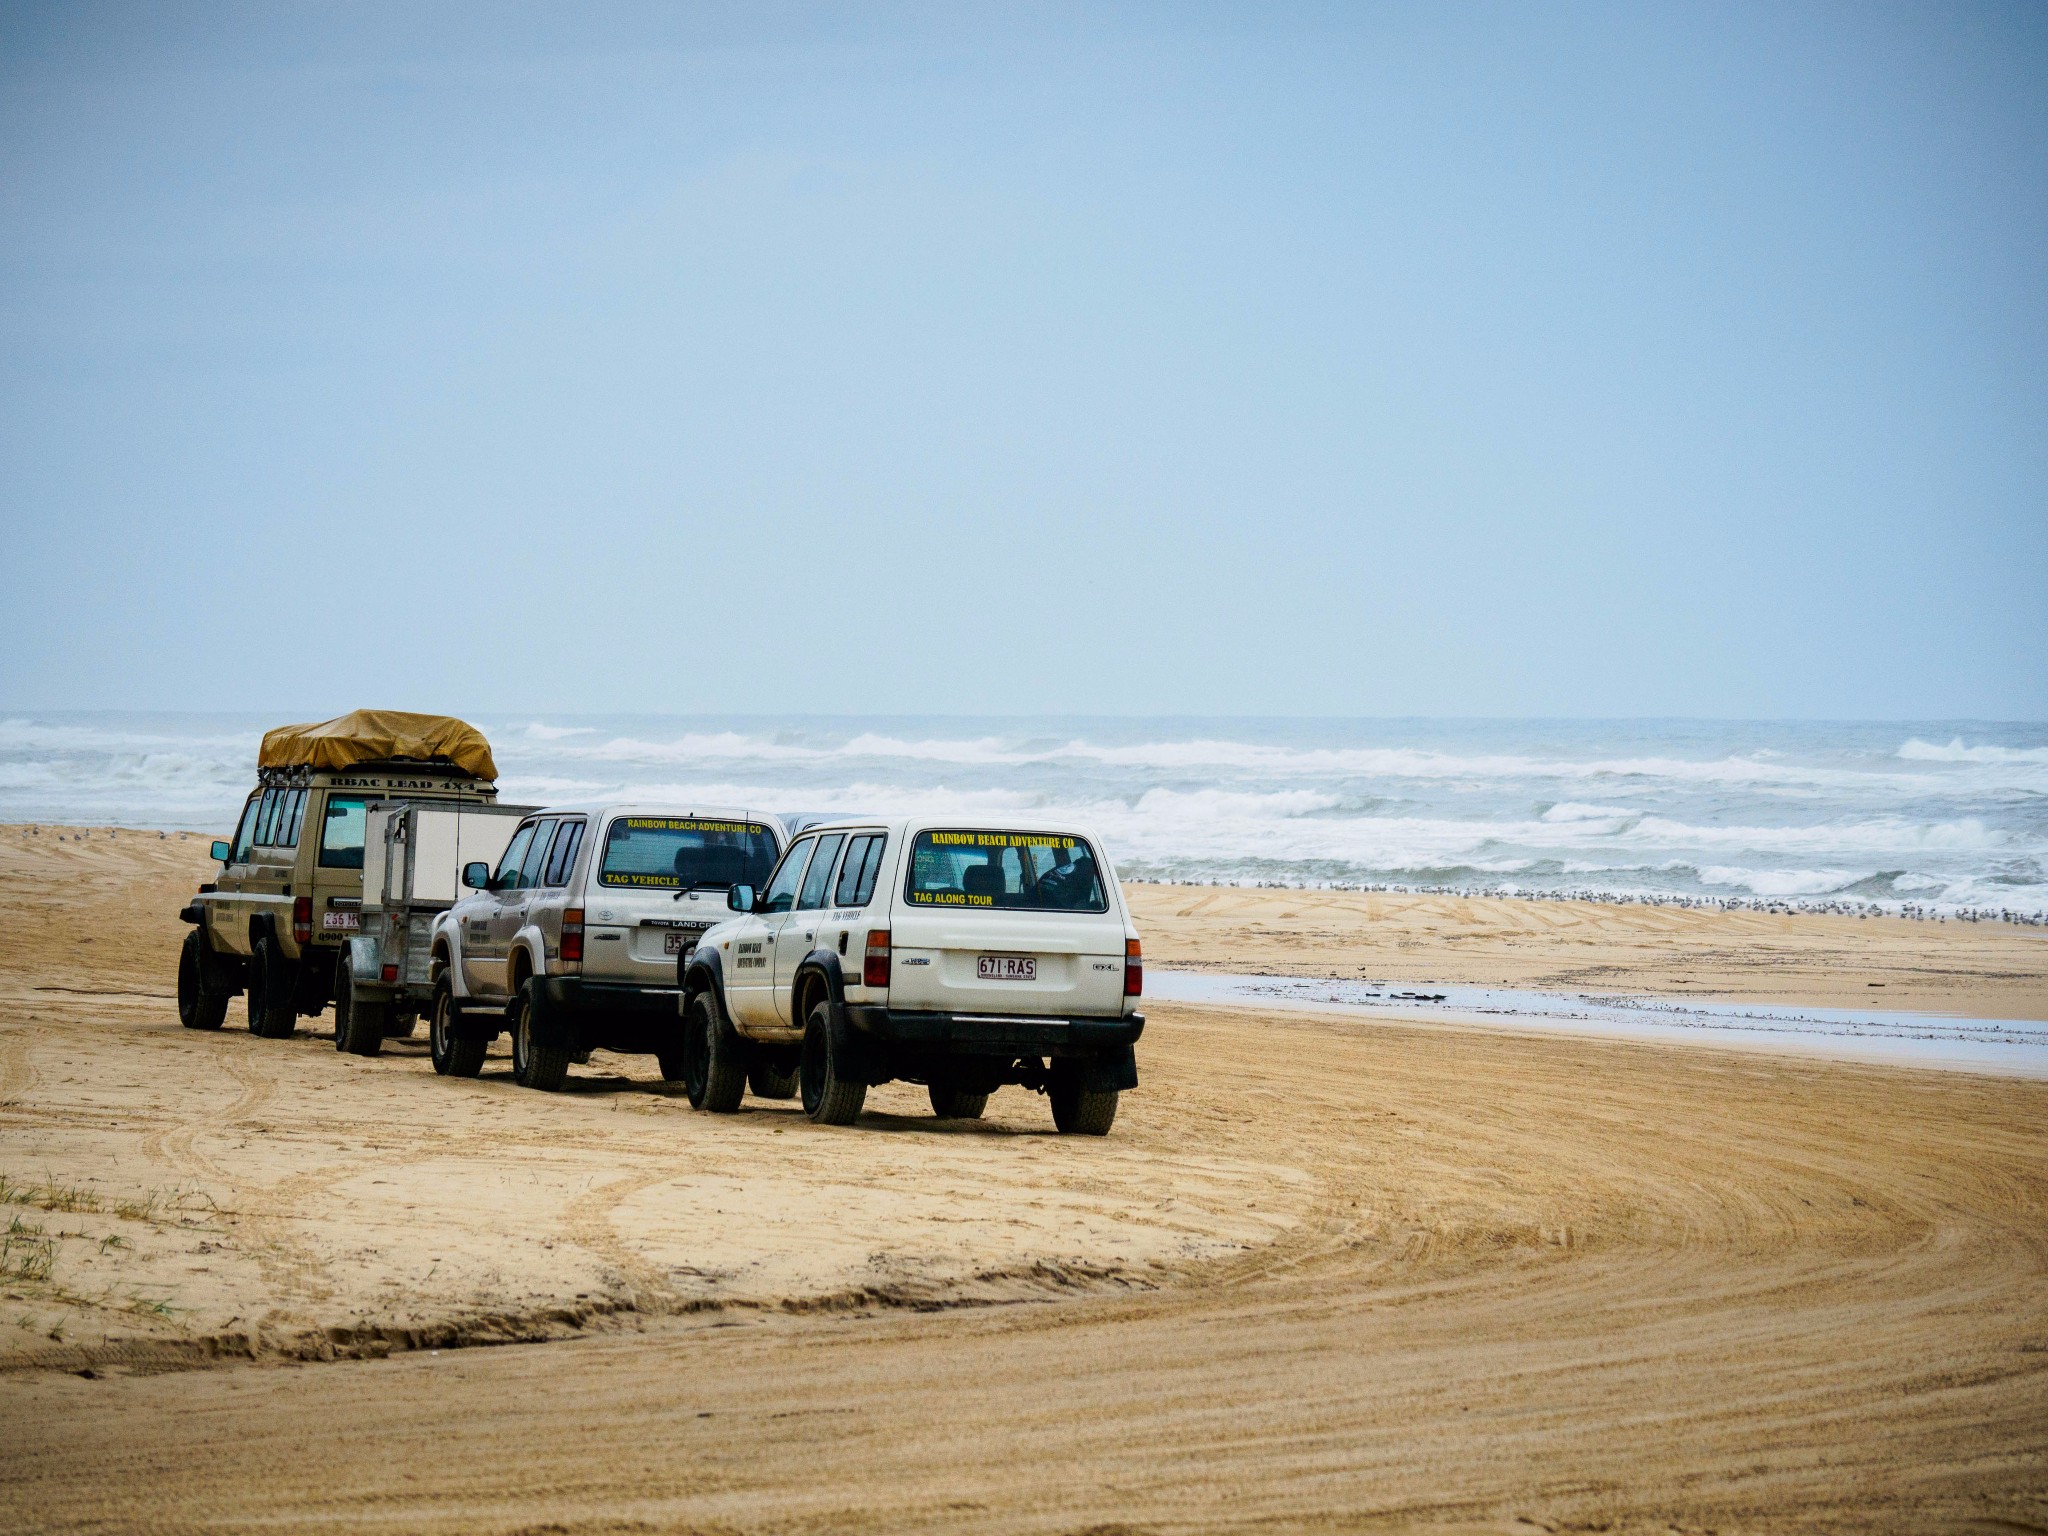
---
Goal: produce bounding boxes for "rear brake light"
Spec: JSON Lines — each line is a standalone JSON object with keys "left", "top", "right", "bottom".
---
{"left": 863, "top": 928, "right": 891, "bottom": 989}
{"left": 1125, "top": 936, "right": 1142, "bottom": 997}
{"left": 561, "top": 908, "right": 584, "bottom": 965}
{"left": 381, "top": 964, "right": 399, "bottom": 984}
{"left": 292, "top": 896, "right": 312, "bottom": 945}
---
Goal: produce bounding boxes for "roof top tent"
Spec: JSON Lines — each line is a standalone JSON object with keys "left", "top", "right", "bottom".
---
{"left": 256, "top": 709, "right": 501, "bottom": 788}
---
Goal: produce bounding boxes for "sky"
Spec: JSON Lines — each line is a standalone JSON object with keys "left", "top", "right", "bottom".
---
{"left": 0, "top": 1, "right": 2043, "bottom": 720}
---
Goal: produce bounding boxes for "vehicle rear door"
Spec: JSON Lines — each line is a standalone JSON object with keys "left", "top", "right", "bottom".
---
{"left": 525, "top": 817, "right": 584, "bottom": 971}
{"left": 810, "top": 830, "right": 888, "bottom": 991}
{"left": 886, "top": 830, "right": 1127, "bottom": 1017}
{"left": 487, "top": 818, "right": 556, "bottom": 994}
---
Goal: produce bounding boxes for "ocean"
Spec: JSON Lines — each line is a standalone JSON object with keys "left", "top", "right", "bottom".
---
{"left": 2, "top": 714, "right": 2044, "bottom": 918}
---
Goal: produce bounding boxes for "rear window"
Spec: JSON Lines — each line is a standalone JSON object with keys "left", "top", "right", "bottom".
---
{"left": 905, "top": 830, "right": 1107, "bottom": 913}
{"left": 318, "top": 795, "right": 369, "bottom": 870}
{"left": 834, "top": 833, "right": 887, "bottom": 907}
{"left": 599, "top": 817, "right": 780, "bottom": 891}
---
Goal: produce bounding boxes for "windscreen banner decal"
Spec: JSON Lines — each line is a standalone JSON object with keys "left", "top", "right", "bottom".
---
{"left": 924, "top": 832, "right": 1078, "bottom": 851}
{"left": 619, "top": 819, "right": 763, "bottom": 836}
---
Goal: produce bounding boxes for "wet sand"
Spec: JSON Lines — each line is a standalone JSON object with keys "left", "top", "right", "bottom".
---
{"left": 1127, "top": 880, "right": 2048, "bottom": 1018}
{"left": 1, "top": 825, "right": 2044, "bottom": 1532}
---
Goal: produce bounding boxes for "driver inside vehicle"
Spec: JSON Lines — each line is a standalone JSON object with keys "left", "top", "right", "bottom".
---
{"left": 1034, "top": 844, "right": 1101, "bottom": 908}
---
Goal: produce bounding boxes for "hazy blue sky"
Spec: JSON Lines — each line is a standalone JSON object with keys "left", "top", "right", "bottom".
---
{"left": 2, "top": 2, "right": 2042, "bottom": 718}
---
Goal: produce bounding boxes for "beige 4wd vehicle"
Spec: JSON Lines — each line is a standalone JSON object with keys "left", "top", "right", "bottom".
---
{"left": 176, "top": 712, "right": 503, "bottom": 1039}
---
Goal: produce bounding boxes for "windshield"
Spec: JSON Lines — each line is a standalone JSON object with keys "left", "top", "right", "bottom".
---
{"left": 905, "top": 830, "right": 1107, "bottom": 913}
{"left": 599, "top": 816, "right": 780, "bottom": 891}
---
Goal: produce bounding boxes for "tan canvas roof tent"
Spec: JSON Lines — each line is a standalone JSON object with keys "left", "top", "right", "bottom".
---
{"left": 258, "top": 710, "right": 498, "bottom": 781}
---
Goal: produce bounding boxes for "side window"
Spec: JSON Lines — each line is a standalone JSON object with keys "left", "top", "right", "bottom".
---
{"left": 543, "top": 820, "right": 584, "bottom": 887}
{"left": 494, "top": 823, "right": 538, "bottom": 891}
{"left": 758, "top": 838, "right": 814, "bottom": 916}
{"left": 317, "top": 796, "right": 370, "bottom": 871}
{"left": 518, "top": 819, "right": 558, "bottom": 888}
{"left": 229, "top": 793, "right": 260, "bottom": 863}
{"left": 253, "top": 788, "right": 282, "bottom": 847}
{"left": 834, "top": 834, "right": 886, "bottom": 907}
{"left": 796, "top": 833, "right": 846, "bottom": 912}
{"left": 282, "top": 788, "right": 308, "bottom": 847}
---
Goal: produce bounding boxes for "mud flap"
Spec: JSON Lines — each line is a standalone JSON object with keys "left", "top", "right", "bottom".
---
{"left": 1084, "top": 1045, "right": 1138, "bottom": 1094}
{"left": 829, "top": 1002, "right": 884, "bottom": 1087}
{"left": 524, "top": 980, "right": 579, "bottom": 1052}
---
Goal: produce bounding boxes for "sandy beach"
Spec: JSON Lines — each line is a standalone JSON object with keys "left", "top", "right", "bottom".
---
{"left": 1, "top": 824, "right": 2044, "bottom": 1531}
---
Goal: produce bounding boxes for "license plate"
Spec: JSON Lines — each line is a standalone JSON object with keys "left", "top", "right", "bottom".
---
{"left": 321, "top": 910, "right": 359, "bottom": 932}
{"left": 664, "top": 930, "right": 702, "bottom": 955}
{"left": 978, "top": 955, "right": 1035, "bottom": 981}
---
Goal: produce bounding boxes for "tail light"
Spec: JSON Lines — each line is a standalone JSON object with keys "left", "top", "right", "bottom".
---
{"left": 292, "top": 896, "right": 312, "bottom": 945}
{"left": 380, "top": 964, "right": 399, "bottom": 984}
{"left": 1125, "top": 936, "right": 1143, "bottom": 997}
{"left": 863, "top": 928, "right": 891, "bottom": 989}
{"left": 561, "top": 908, "right": 584, "bottom": 966}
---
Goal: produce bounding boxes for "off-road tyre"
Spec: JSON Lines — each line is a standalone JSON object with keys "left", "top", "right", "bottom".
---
{"left": 748, "top": 1054, "right": 799, "bottom": 1101}
{"left": 246, "top": 935, "right": 297, "bottom": 1038}
{"left": 332, "top": 967, "right": 387, "bottom": 1057}
{"left": 429, "top": 976, "right": 487, "bottom": 1079}
{"left": 387, "top": 1010, "right": 420, "bottom": 1040}
{"left": 928, "top": 1082, "right": 989, "bottom": 1120}
{"left": 1049, "top": 1074, "right": 1118, "bottom": 1136}
{"left": 799, "top": 1001, "right": 865, "bottom": 1126}
{"left": 510, "top": 978, "right": 571, "bottom": 1092}
{"left": 176, "top": 930, "right": 229, "bottom": 1031}
{"left": 683, "top": 990, "right": 746, "bottom": 1112}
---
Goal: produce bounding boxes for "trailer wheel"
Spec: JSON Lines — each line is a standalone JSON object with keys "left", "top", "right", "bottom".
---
{"left": 1048, "top": 1065, "right": 1117, "bottom": 1136}
{"left": 246, "top": 936, "right": 297, "bottom": 1039}
{"left": 799, "top": 1001, "right": 865, "bottom": 1126}
{"left": 928, "top": 1082, "right": 989, "bottom": 1120}
{"left": 683, "top": 990, "right": 745, "bottom": 1112}
{"left": 510, "top": 979, "right": 571, "bottom": 1092}
{"left": 176, "top": 931, "right": 228, "bottom": 1031}
{"left": 429, "top": 976, "right": 486, "bottom": 1078}
{"left": 332, "top": 967, "right": 386, "bottom": 1057}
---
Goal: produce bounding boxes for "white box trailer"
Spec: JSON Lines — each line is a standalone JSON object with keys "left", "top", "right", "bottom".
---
{"left": 334, "top": 799, "right": 534, "bottom": 1054}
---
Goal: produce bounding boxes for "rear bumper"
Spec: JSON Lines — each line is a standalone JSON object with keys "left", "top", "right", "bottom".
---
{"left": 536, "top": 977, "right": 680, "bottom": 1017}
{"left": 843, "top": 1005, "right": 1143, "bottom": 1055}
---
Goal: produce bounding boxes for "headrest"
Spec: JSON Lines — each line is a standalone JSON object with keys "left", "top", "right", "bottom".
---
{"left": 961, "top": 861, "right": 1003, "bottom": 897}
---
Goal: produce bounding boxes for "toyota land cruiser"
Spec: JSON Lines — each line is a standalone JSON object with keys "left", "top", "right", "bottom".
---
{"left": 426, "top": 803, "right": 790, "bottom": 1090}
{"left": 679, "top": 817, "right": 1143, "bottom": 1134}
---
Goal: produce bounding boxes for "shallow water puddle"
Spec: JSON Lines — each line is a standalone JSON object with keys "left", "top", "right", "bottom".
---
{"left": 1150, "top": 971, "right": 2048, "bottom": 1076}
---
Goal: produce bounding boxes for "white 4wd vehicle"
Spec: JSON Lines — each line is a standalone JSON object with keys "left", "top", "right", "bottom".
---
{"left": 679, "top": 817, "right": 1143, "bottom": 1134}
{"left": 427, "top": 804, "right": 787, "bottom": 1090}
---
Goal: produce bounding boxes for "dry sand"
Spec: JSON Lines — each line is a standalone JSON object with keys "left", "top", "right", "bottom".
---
{"left": 0, "top": 825, "right": 2044, "bottom": 1532}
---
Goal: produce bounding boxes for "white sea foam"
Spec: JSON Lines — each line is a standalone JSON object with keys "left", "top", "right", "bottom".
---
{"left": 1897, "top": 737, "right": 2048, "bottom": 765}
{"left": 5, "top": 714, "right": 2044, "bottom": 916}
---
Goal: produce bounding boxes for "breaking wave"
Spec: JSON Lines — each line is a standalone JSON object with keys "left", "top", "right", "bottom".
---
{"left": 3, "top": 714, "right": 2045, "bottom": 915}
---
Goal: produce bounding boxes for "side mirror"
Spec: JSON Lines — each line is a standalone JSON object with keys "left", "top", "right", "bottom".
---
{"left": 211, "top": 840, "right": 231, "bottom": 863}
{"left": 727, "top": 884, "right": 756, "bottom": 913}
{"left": 462, "top": 861, "right": 492, "bottom": 890}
